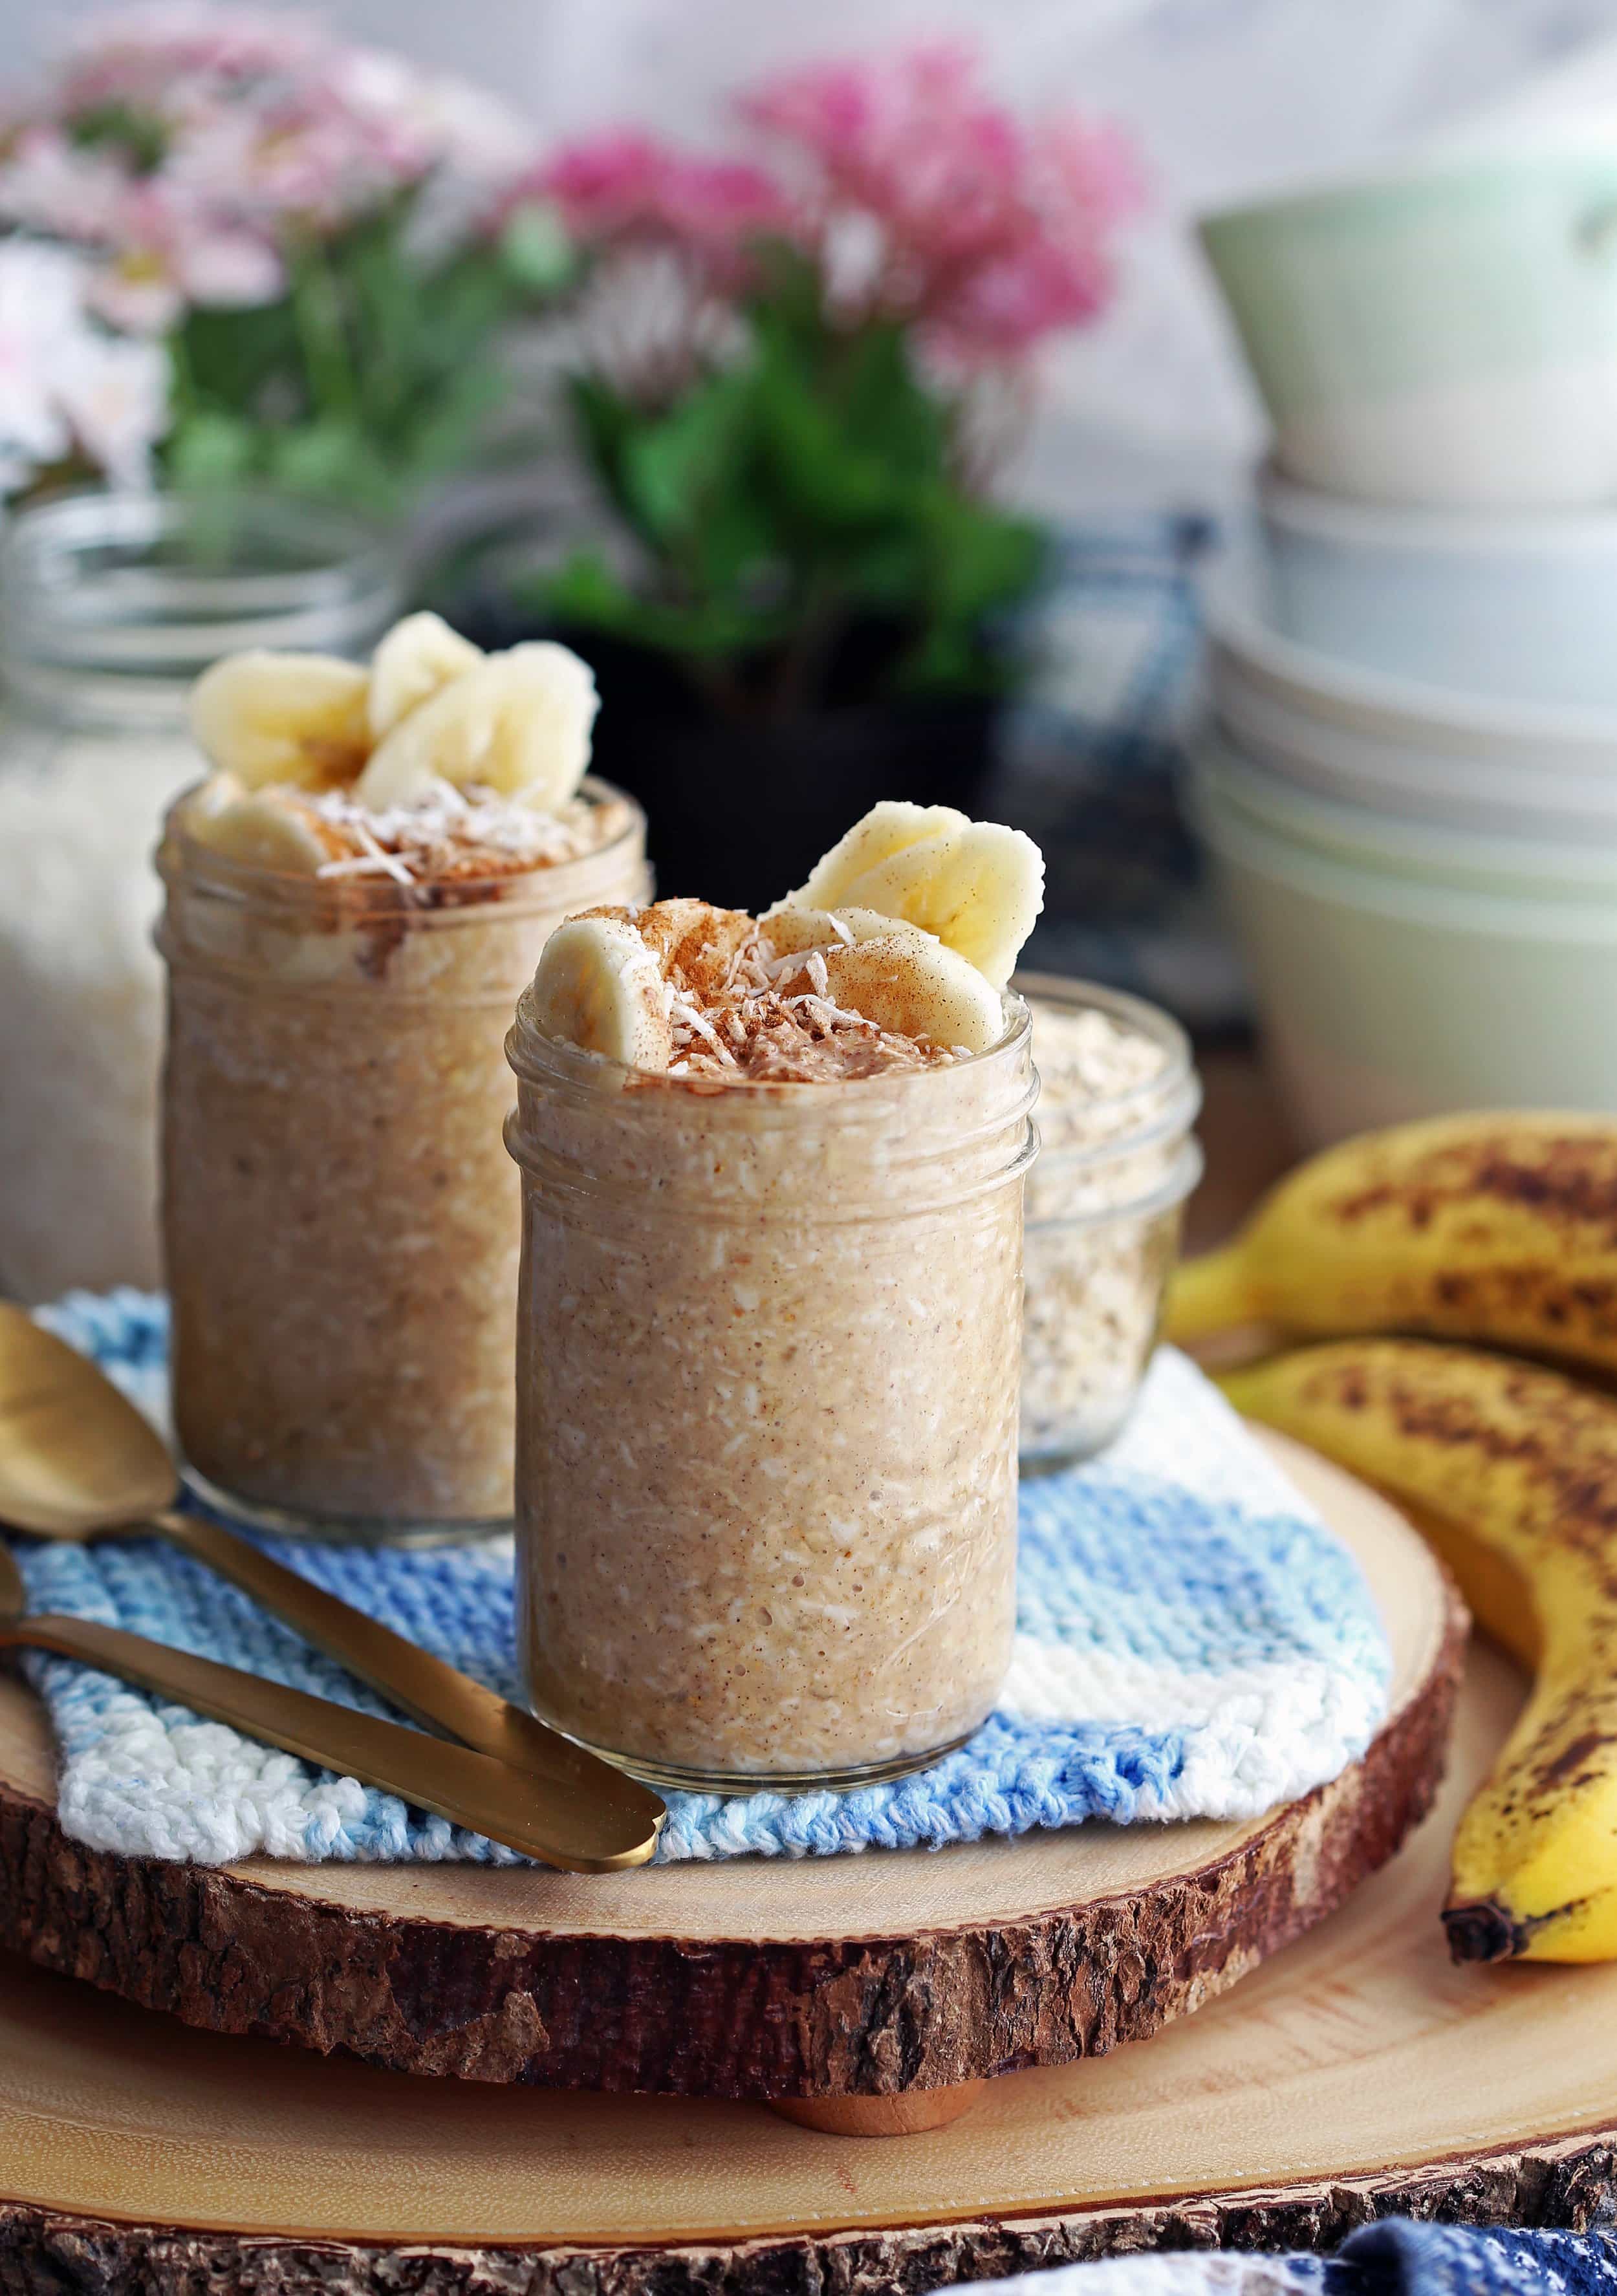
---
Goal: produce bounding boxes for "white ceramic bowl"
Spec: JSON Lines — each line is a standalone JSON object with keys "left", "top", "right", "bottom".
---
{"left": 1189, "top": 734, "right": 1617, "bottom": 1146}
{"left": 1256, "top": 466, "right": 1617, "bottom": 706}
{"left": 1205, "top": 574, "right": 1617, "bottom": 838}
{"left": 1199, "top": 157, "right": 1617, "bottom": 506}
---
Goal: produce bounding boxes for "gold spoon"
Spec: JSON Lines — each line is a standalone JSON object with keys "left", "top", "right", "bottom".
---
{"left": 0, "top": 1304, "right": 663, "bottom": 1868}
{"left": 0, "top": 1535, "right": 655, "bottom": 1868}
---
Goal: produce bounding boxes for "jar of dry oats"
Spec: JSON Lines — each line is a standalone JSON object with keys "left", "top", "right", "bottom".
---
{"left": 1017, "top": 974, "right": 1202, "bottom": 1469}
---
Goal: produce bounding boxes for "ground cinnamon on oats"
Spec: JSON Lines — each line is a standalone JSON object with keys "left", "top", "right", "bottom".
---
{"left": 599, "top": 898, "right": 963, "bottom": 1085}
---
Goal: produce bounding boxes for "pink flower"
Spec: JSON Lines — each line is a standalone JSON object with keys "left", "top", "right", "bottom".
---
{"left": 515, "top": 132, "right": 790, "bottom": 289}
{"left": 739, "top": 43, "right": 1144, "bottom": 363}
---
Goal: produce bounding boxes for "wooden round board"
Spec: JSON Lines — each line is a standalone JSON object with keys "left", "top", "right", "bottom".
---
{"left": 0, "top": 1436, "right": 1459, "bottom": 2118}
{"left": 13, "top": 1627, "right": 1617, "bottom": 2292}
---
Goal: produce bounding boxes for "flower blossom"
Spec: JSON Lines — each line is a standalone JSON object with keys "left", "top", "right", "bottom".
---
{"left": 0, "top": 4, "right": 539, "bottom": 327}
{"left": 740, "top": 44, "right": 1145, "bottom": 362}
{"left": 0, "top": 238, "right": 168, "bottom": 490}
{"left": 512, "top": 132, "right": 790, "bottom": 294}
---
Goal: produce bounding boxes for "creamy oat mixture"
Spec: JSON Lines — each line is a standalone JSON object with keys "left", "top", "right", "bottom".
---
{"left": 161, "top": 620, "right": 648, "bottom": 1533}
{"left": 1021, "top": 996, "right": 1198, "bottom": 1465}
{"left": 508, "top": 804, "right": 1047, "bottom": 1788}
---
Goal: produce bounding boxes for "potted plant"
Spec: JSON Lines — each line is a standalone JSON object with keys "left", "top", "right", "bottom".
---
{"left": 0, "top": 5, "right": 566, "bottom": 512}
{"left": 471, "top": 45, "right": 1142, "bottom": 902}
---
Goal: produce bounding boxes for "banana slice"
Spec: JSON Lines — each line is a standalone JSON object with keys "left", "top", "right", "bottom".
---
{"left": 818, "top": 922, "right": 1007, "bottom": 1054}
{"left": 189, "top": 651, "right": 371, "bottom": 790}
{"left": 186, "top": 788, "right": 347, "bottom": 875}
{"left": 530, "top": 914, "right": 675, "bottom": 1072}
{"left": 788, "top": 802, "right": 971, "bottom": 905}
{"left": 367, "top": 612, "right": 483, "bottom": 741}
{"left": 780, "top": 802, "right": 1044, "bottom": 989}
{"left": 355, "top": 642, "right": 599, "bottom": 812}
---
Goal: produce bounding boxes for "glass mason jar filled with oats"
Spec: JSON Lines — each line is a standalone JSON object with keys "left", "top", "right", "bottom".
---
{"left": 505, "top": 873, "right": 1039, "bottom": 1792}
{"left": 0, "top": 489, "right": 398, "bottom": 1302}
{"left": 159, "top": 618, "right": 649, "bottom": 1543}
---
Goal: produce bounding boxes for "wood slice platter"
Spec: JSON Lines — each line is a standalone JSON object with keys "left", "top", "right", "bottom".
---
{"left": 0, "top": 1437, "right": 1458, "bottom": 2118}
{"left": 13, "top": 1609, "right": 1617, "bottom": 2291}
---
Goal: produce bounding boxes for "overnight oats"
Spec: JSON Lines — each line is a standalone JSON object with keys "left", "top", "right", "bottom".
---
{"left": 505, "top": 803, "right": 1043, "bottom": 1790}
{"left": 1019, "top": 977, "right": 1202, "bottom": 1468}
{"left": 160, "top": 616, "right": 648, "bottom": 1541}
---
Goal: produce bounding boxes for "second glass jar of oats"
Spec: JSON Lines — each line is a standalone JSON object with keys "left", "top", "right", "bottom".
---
{"left": 159, "top": 619, "right": 648, "bottom": 1541}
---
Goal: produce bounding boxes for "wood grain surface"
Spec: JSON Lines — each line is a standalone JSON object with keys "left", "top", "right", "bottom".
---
{"left": 0, "top": 1437, "right": 1459, "bottom": 2099}
{"left": 8, "top": 1632, "right": 1616, "bottom": 2294}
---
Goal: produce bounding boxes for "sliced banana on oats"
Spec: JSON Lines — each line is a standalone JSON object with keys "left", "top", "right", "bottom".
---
{"left": 189, "top": 651, "right": 371, "bottom": 790}
{"left": 819, "top": 923, "right": 1006, "bottom": 1054}
{"left": 367, "top": 611, "right": 483, "bottom": 741}
{"left": 530, "top": 915, "right": 675, "bottom": 1072}
{"left": 356, "top": 642, "right": 599, "bottom": 812}
{"left": 186, "top": 788, "right": 345, "bottom": 875}
{"left": 781, "top": 800, "right": 1044, "bottom": 989}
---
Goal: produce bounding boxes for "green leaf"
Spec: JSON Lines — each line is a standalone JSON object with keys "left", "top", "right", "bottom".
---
{"left": 620, "top": 368, "right": 753, "bottom": 544}
{"left": 500, "top": 201, "right": 575, "bottom": 295}
{"left": 164, "top": 412, "right": 260, "bottom": 488}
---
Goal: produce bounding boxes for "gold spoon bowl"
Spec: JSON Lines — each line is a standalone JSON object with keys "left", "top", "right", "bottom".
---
{"left": 0, "top": 1304, "right": 663, "bottom": 1870}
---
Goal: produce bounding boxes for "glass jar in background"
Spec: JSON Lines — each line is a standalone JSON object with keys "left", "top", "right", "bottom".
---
{"left": 159, "top": 781, "right": 649, "bottom": 1544}
{"left": 1017, "top": 975, "right": 1203, "bottom": 1470}
{"left": 0, "top": 490, "right": 399, "bottom": 1303}
{"left": 504, "top": 997, "right": 1038, "bottom": 1792}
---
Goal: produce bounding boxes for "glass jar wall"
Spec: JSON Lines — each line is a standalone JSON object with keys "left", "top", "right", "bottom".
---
{"left": 0, "top": 490, "right": 398, "bottom": 1301}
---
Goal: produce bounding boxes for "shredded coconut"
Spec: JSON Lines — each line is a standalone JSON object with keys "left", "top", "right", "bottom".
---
{"left": 301, "top": 779, "right": 632, "bottom": 885}
{"left": 605, "top": 900, "right": 962, "bottom": 1085}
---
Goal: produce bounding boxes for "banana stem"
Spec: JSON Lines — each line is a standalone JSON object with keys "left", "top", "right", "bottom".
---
{"left": 1164, "top": 1245, "right": 1259, "bottom": 1343}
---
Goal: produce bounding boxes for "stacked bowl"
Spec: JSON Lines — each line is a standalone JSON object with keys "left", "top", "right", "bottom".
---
{"left": 1193, "top": 154, "right": 1617, "bottom": 1145}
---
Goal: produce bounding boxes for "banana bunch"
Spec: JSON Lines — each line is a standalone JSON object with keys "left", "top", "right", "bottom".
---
{"left": 185, "top": 612, "right": 600, "bottom": 869}
{"left": 534, "top": 801, "right": 1045, "bottom": 1067}
{"left": 1167, "top": 1110, "right": 1617, "bottom": 1376}
{"left": 1224, "top": 1338, "right": 1617, "bottom": 1964}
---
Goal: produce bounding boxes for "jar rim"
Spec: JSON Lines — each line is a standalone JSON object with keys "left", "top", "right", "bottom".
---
{"left": 1015, "top": 969, "right": 1193, "bottom": 1103}
{"left": 158, "top": 774, "right": 647, "bottom": 920}
{"left": 1028, "top": 1134, "right": 1204, "bottom": 1233}
{"left": 0, "top": 486, "right": 400, "bottom": 690}
{"left": 506, "top": 980, "right": 1036, "bottom": 1107}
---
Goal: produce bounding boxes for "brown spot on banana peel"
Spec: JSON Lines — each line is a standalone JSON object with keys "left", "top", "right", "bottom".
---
{"left": 1183, "top": 1118, "right": 1617, "bottom": 1364}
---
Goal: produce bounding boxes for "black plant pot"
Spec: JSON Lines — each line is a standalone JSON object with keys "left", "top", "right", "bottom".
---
{"left": 595, "top": 692, "right": 998, "bottom": 910}
{"left": 449, "top": 607, "right": 1002, "bottom": 907}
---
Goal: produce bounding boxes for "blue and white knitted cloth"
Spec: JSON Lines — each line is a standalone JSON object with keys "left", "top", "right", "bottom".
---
{"left": 14, "top": 1288, "right": 1389, "bottom": 1868}
{"left": 980, "top": 2223, "right": 1617, "bottom": 2296}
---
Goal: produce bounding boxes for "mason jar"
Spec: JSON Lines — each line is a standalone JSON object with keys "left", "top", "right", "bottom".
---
{"left": 504, "top": 997, "right": 1037, "bottom": 1792}
{"left": 159, "top": 782, "right": 649, "bottom": 1544}
{"left": 1017, "top": 975, "right": 1203, "bottom": 1469}
{"left": 0, "top": 488, "right": 398, "bottom": 1303}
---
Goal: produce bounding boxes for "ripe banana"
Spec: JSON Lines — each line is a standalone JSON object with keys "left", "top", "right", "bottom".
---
{"left": 531, "top": 914, "right": 675, "bottom": 1070}
{"left": 355, "top": 642, "right": 598, "bottom": 812}
{"left": 189, "top": 651, "right": 371, "bottom": 788}
{"left": 1167, "top": 1111, "right": 1617, "bottom": 1376}
{"left": 778, "top": 799, "right": 1044, "bottom": 989}
{"left": 1223, "top": 1337, "right": 1617, "bottom": 1964}
{"left": 187, "top": 788, "right": 345, "bottom": 874}
{"left": 367, "top": 611, "right": 482, "bottom": 740}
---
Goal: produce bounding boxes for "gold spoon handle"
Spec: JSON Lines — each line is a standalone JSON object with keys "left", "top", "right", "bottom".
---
{"left": 152, "top": 1508, "right": 664, "bottom": 1832}
{"left": 1, "top": 1612, "right": 658, "bottom": 1871}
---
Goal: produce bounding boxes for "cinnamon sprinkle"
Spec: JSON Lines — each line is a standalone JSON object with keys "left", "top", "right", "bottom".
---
{"left": 609, "top": 899, "right": 962, "bottom": 1085}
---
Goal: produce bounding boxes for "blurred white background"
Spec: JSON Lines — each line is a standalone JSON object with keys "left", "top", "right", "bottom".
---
{"left": 12, "top": 0, "right": 1617, "bottom": 508}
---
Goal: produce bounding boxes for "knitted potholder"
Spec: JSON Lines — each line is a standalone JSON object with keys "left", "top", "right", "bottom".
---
{"left": 10, "top": 1289, "right": 1389, "bottom": 1865}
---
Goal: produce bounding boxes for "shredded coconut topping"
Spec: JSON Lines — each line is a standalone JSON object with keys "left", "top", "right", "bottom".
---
{"left": 303, "top": 779, "right": 631, "bottom": 884}
{"left": 605, "top": 900, "right": 960, "bottom": 1085}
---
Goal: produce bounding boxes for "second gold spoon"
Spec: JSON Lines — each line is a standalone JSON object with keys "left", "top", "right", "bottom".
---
{"left": 0, "top": 1305, "right": 664, "bottom": 1861}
